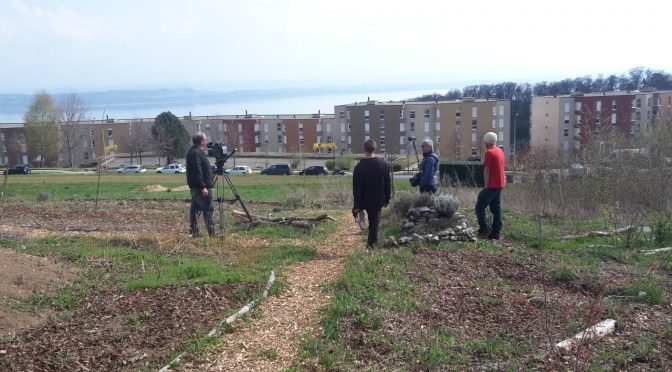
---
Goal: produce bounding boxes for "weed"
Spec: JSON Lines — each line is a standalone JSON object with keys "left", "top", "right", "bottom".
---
{"left": 1, "top": 335, "right": 20, "bottom": 343}
{"left": 552, "top": 267, "right": 577, "bottom": 283}
{"left": 37, "top": 190, "right": 51, "bottom": 202}
{"left": 257, "top": 348, "right": 279, "bottom": 361}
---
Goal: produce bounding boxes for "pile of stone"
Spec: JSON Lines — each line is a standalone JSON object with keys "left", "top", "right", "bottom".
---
{"left": 385, "top": 206, "right": 476, "bottom": 247}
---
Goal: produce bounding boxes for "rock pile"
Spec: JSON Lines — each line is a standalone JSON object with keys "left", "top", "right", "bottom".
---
{"left": 385, "top": 207, "right": 476, "bottom": 246}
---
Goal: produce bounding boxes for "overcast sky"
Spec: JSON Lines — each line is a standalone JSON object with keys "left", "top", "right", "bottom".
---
{"left": 1, "top": 0, "right": 671, "bottom": 94}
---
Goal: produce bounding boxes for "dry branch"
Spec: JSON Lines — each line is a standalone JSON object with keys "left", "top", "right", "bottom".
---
{"left": 641, "top": 247, "right": 672, "bottom": 256}
{"left": 231, "top": 210, "right": 336, "bottom": 229}
{"left": 562, "top": 226, "right": 634, "bottom": 240}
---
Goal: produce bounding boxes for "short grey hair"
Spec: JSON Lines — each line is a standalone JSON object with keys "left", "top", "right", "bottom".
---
{"left": 192, "top": 131, "right": 206, "bottom": 145}
{"left": 421, "top": 138, "right": 433, "bottom": 151}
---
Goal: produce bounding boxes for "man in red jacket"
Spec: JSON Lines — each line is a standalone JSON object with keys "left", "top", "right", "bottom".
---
{"left": 476, "top": 132, "right": 506, "bottom": 240}
{"left": 352, "top": 139, "right": 391, "bottom": 249}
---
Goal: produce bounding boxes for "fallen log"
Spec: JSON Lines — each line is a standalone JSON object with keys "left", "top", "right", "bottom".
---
{"left": 562, "top": 226, "right": 635, "bottom": 240}
{"left": 555, "top": 319, "right": 616, "bottom": 353}
{"left": 231, "top": 210, "right": 336, "bottom": 229}
{"left": 641, "top": 247, "right": 672, "bottom": 256}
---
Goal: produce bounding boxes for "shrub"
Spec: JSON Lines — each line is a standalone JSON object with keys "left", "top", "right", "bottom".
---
{"left": 325, "top": 159, "right": 335, "bottom": 170}
{"left": 37, "top": 190, "right": 51, "bottom": 202}
{"left": 652, "top": 211, "right": 672, "bottom": 244}
{"left": 433, "top": 193, "right": 460, "bottom": 217}
{"left": 392, "top": 164, "right": 402, "bottom": 172}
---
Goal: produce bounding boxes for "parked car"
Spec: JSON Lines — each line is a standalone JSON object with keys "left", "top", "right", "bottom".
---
{"left": 3, "top": 164, "right": 31, "bottom": 175}
{"left": 117, "top": 165, "right": 146, "bottom": 174}
{"left": 225, "top": 165, "right": 252, "bottom": 174}
{"left": 156, "top": 163, "right": 186, "bottom": 174}
{"left": 260, "top": 164, "right": 293, "bottom": 175}
{"left": 300, "top": 165, "right": 328, "bottom": 176}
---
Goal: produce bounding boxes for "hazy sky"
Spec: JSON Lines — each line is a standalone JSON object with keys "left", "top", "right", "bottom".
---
{"left": 1, "top": 0, "right": 671, "bottom": 93}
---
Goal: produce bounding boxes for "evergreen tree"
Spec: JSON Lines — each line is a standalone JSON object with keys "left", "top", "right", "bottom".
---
{"left": 151, "top": 111, "right": 190, "bottom": 164}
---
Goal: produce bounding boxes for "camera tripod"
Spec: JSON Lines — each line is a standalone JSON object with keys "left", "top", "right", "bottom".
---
{"left": 211, "top": 156, "right": 254, "bottom": 237}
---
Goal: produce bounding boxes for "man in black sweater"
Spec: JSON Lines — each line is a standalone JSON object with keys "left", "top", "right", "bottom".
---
{"left": 186, "top": 131, "right": 214, "bottom": 237}
{"left": 352, "top": 139, "right": 391, "bottom": 249}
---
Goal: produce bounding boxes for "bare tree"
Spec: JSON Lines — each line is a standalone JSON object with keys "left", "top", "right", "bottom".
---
{"left": 128, "top": 124, "right": 152, "bottom": 164}
{"left": 56, "top": 93, "right": 88, "bottom": 167}
{"left": 5, "top": 131, "right": 25, "bottom": 165}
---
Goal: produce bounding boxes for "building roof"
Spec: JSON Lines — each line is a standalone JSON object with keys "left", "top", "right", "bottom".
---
{"left": 537, "top": 89, "right": 672, "bottom": 99}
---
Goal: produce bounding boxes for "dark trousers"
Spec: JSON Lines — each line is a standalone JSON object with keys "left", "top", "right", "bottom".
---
{"left": 475, "top": 188, "right": 503, "bottom": 236}
{"left": 364, "top": 207, "right": 382, "bottom": 247}
{"left": 190, "top": 188, "right": 215, "bottom": 236}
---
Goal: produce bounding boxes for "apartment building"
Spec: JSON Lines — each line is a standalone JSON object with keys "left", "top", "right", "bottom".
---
{"left": 335, "top": 99, "right": 510, "bottom": 161}
{"left": 531, "top": 89, "right": 672, "bottom": 158}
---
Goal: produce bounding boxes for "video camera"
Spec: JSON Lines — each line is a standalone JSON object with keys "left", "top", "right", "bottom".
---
{"left": 407, "top": 136, "right": 420, "bottom": 187}
{"left": 207, "top": 142, "right": 235, "bottom": 175}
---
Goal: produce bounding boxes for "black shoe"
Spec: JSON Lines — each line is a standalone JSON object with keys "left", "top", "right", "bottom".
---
{"left": 477, "top": 230, "right": 489, "bottom": 240}
{"left": 487, "top": 233, "right": 500, "bottom": 240}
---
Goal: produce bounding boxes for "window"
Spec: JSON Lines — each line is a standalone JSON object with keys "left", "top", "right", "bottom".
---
{"left": 380, "top": 111, "right": 385, "bottom": 119}
{"left": 238, "top": 123, "right": 242, "bottom": 132}
{"left": 564, "top": 128, "right": 569, "bottom": 137}
{"left": 424, "top": 109, "right": 430, "bottom": 118}
{"left": 255, "top": 135, "right": 260, "bottom": 144}
{"left": 456, "top": 108, "right": 461, "bottom": 117}
{"left": 472, "top": 133, "right": 477, "bottom": 142}
{"left": 400, "top": 123, "right": 405, "bottom": 132}
{"left": 326, "top": 123, "right": 331, "bottom": 132}
{"left": 492, "top": 106, "right": 497, "bottom": 115}
{"left": 316, "top": 124, "right": 321, "bottom": 132}
{"left": 499, "top": 105, "right": 504, "bottom": 116}
{"left": 276, "top": 122, "right": 282, "bottom": 131}
{"left": 364, "top": 110, "right": 369, "bottom": 118}
{"left": 636, "top": 112, "right": 641, "bottom": 120}
{"left": 327, "top": 135, "right": 332, "bottom": 143}
{"left": 340, "top": 123, "right": 345, "bottom": 133}
{"left": 564, "top": 115, "right": 570, "bottom": 125}
{"left": 348, "top": 123, "right": 352, "bottom": 132}
{"left": 492, "top": 119, "right": 496, "bottom": 129}
{"left": 380, "top": 136, "right": 386, "bottom": 146}
{"left": 471, "top": 147, "right": 477, "bottom": 156}
{"left": 399, "top": 110, "right": 404, "bottom": 118}
{"left": 84, "top": 152, "right": 89, "bottom": 160}
{"left": 575, "top": 102, "right": 581, "bottom": 111}
{"left": 595, "top": 116, "right": 601, "bottom": 125}
{"left": 339, "top": 111, "right": 345, "bottom": 119}
{"left": 499, "top": 118, "right": 504, "bottom": 128}
{"left": 90, "top": 129, "right": 94, "bottom": 136}
{"left": 435, "top": 122, "right": 440, "bottom": 131}
{"left": 424, "top": 122, "right": 430, "bottom": 132}
{"left": 436, "top": 108, "right": 441, "bottom": 118}
{"left": 410, "top": 110, "right": 416, "bottom": 119}
{"left": 410, "top": 122, "right": 415, "bottom": 131}
{"left": 205, "top": 123, "right": 211, "bottom": 131}
{"left": 498, "top": 131, "right": 504, "bottom": 141}
{"left": 612, "top": 100, "right": 617, "bottom": 110}
{"left": 611, "top": 113, "right": 617, "bottom": 124}
{"left": 254, "top": 123, "right": 259, "bottom": 131}
{"left": 299, "top": 123, "right": 303, "bottom": 133}
{"left": 400, "top": 136, "right": 405, "bottom": 145}
{"left": 364, "top": 122, "right": 370, "bottom": 132}
{"left": 596, "top": 101, "right": 602, "bottom": 111}
{"left": 91, "top": 140, "right": 95, "bottom": 148}
{"left": 436, "top": 136, "right": 441, "bottom": 143}
{"left": 277, "top": 134, "right": 283, "bottom": 144}
{"left": 472, "top": 106, "right": 478, "bottom": 118}
{"left": 471, "top": 120, "right": 477, "bottom": 130}
{"left": 107, "top": 128, "right": 113, "bottom": 136}
{"left": 576, "top": 115, "right": 581, "bottom": 123}
{"left": 636, "top": 99, "right": 641, "bottom": 108}
{"left": 564, "top": 102, "right": 570, "bottom": 113}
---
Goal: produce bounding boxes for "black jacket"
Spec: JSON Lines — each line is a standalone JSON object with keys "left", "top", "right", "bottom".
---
{"left": 353, "top": 157, "right": 391, "bottom": 211}
{"left": 186, "top": 145, "right": 213, "bottom": 189}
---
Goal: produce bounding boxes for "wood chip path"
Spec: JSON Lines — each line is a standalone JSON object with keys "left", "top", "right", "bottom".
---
{"left": 183, "top": 217, "right": 361, "bottom": 371}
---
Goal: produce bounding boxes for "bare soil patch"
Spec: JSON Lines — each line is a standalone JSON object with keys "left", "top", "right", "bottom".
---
{"left": 0, "top": 249, "right": 78, "bottom": 337}
{"left": 136, "top": 184, "right": 169, "bottom": 192}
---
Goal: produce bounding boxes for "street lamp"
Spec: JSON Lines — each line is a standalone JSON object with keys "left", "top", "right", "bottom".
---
{"left": 513, "top": 112, "right": 519, "bottom": 167}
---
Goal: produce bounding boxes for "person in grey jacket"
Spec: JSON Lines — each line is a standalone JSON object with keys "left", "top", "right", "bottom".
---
{"left": 417, "top": 138, "right": 439, "bottom": 193}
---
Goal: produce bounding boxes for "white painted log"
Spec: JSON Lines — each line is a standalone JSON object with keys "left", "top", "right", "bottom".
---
{"left": 556, "top": 319, "right": 616, "bottom": 351}
{"left": 642, "top": 247, "right": 672, "bottom": 256}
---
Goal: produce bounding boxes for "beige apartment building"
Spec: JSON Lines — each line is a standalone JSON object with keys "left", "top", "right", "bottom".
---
{"left": 335, "top": 99, "right": 510, "bottom": 161}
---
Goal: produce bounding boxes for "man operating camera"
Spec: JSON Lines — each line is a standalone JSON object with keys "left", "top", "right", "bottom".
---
{"left": 186, "top": 131, "right": 215, "bottom": 238}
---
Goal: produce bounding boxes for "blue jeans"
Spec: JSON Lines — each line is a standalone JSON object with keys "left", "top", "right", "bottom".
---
{"left": 475, "top": 188, "right": 503, "bottom": 236}
{"left": 190, "top": 188, "right": 214, "bottom": 236}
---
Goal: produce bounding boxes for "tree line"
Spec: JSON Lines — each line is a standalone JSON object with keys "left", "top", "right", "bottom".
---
{"left": 411, "top": 67, "right": 672, "bottom": 149}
